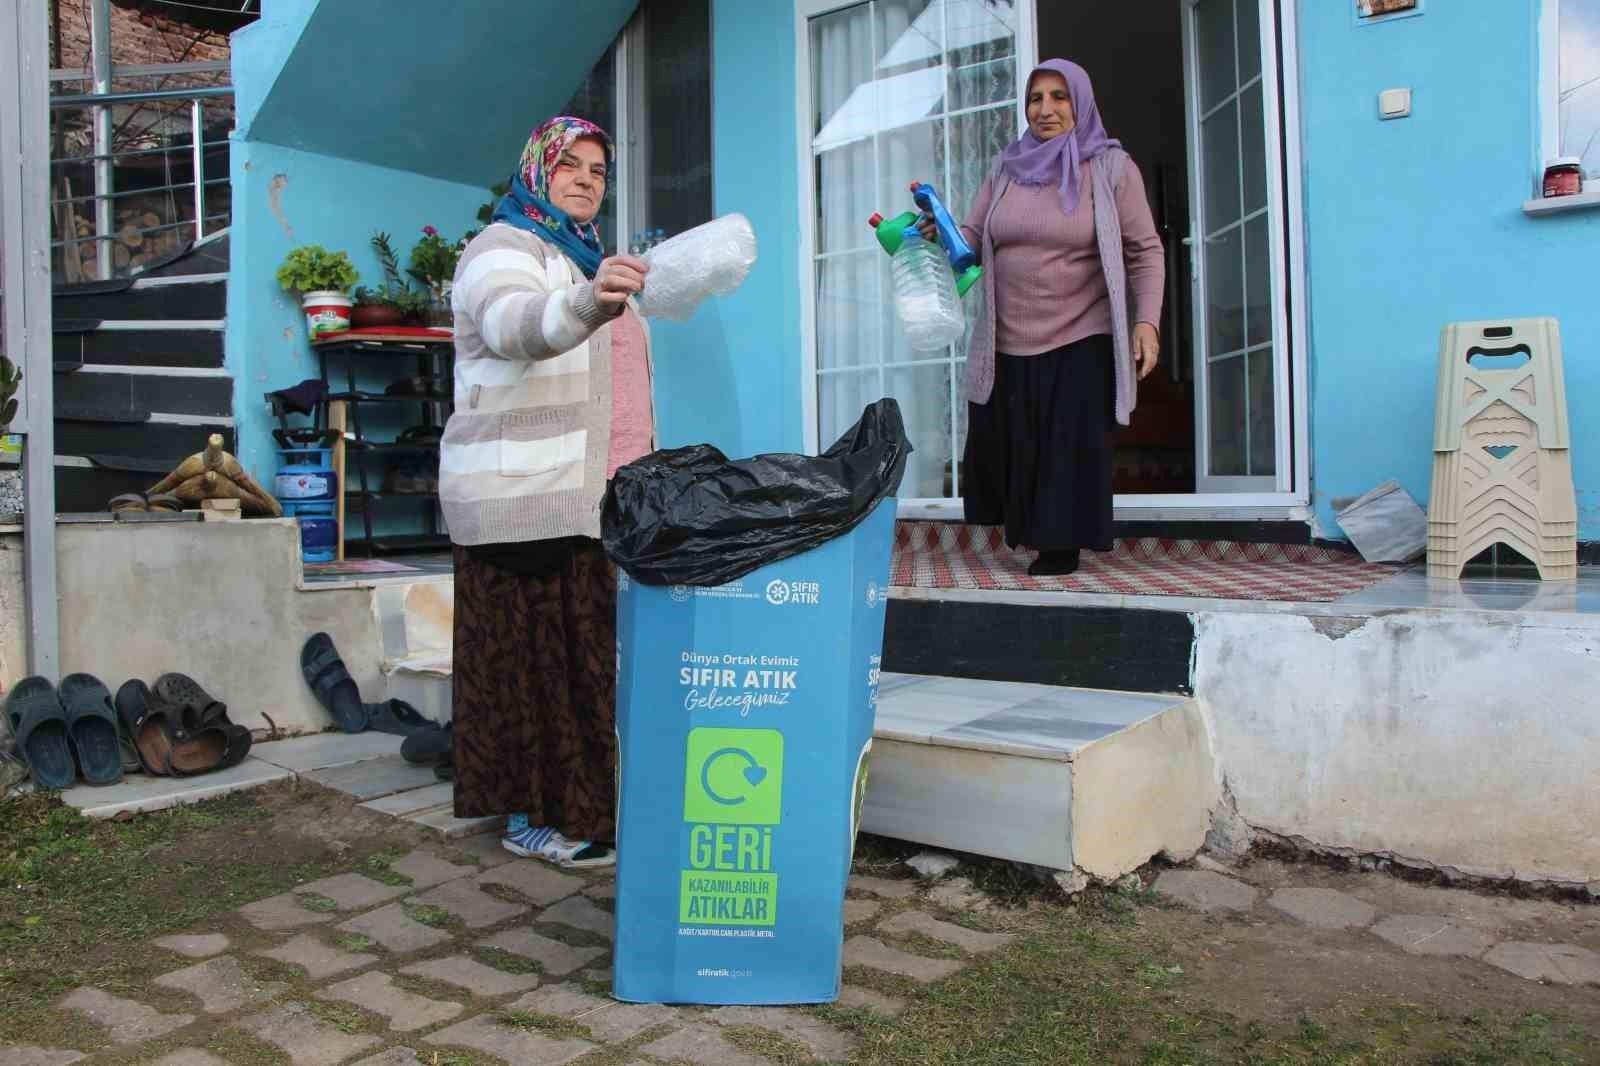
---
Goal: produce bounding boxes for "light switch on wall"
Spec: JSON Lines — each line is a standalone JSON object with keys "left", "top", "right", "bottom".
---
{"left": 1379, "top": 87, "right": 1412, "bottom": 119}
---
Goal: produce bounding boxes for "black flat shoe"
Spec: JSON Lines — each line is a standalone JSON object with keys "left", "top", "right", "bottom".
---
{"left": 1027, "top": 549, "right": 1081, "bottom": 576}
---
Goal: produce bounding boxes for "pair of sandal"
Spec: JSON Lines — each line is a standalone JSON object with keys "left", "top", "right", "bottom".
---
{"left": 114, "top": 673, "right": 252, "bottom": 777}
{"left": 4, "top": 674, "right": 128, "bottom": 789}
{"left": 300, "top": 633, "right": 442, "bottom": 737}
{"left": 109, "top": 492, "right": 182, "bottom": 514}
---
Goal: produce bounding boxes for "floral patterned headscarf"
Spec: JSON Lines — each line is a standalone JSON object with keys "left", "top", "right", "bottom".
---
{"left": 490, "top": 115, "right": 615, "bottom": 278}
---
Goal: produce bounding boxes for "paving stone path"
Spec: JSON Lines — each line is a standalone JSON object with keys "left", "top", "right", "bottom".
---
{"left": 1154, "top": 868, "right": 1600, "bottom": 986}
{"left": 28, "top": 846, "right": 1591, "bottom": 1064}
{"left": 26, "top": 849, "right": 1012, "bottom": 1064}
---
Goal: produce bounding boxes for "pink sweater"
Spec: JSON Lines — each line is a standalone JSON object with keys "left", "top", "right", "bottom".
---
{"left": 606, "top": 308, "right": 653, "bottom": 478}
{"left": 959, "top": 158, "right": 1165, "bottom": 357}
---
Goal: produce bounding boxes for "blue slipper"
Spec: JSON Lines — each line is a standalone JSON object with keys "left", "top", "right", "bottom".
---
{"left": 58, "top": 673, "right": 123, "bottom": 786}
{"left": 5, "top": 677, "right": 76, "bottom": 790}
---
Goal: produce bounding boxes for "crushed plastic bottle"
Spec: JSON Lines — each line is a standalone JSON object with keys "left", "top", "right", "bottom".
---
{"left": 635, "top": 214, "right": 758, "bottom": 321}
{"left": 890, "top": 227, "right": 965, "bottom": 352}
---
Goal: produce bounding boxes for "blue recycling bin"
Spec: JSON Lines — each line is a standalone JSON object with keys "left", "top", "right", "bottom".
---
{"left": 612, "top": 499, "right": 897, "bottom": 1005}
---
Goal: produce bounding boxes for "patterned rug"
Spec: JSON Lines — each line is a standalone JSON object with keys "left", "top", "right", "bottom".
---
{"left": 890, "top": 522, "right": 1400, "bottom": 603}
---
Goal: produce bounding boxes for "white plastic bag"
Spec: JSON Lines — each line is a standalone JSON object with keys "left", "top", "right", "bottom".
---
{"left": 636, "top": 213, "right": 758, "bottom": 321}
{"left": 1333, "top": 479, "right": 1427, "bottom": 563}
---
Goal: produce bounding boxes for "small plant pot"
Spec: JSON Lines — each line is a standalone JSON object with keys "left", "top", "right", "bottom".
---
{"left": 302, "top": 290, "right": 353, "bottom": 338}
{"left": 423, "top": 296, "right": 454, "bottom": 330}
{"left": 351, "top": 303, "right": 407, "bottom": 330}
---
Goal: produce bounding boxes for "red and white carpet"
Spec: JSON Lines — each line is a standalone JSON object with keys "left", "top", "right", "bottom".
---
{"left": 890, "top": 522, "right": 1399, "bottom": 603}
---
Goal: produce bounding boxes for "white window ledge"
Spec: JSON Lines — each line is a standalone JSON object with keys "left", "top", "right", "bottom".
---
{"left": 1523, "top": 190, "right": 1600, "bottom": 217}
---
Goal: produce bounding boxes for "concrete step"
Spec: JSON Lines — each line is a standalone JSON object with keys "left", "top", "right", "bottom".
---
{"left": 866, "top": 673, "right": 1218, "bottom": 882}
{"left": 375, "top": 579, "right": 454, "bottom": 722}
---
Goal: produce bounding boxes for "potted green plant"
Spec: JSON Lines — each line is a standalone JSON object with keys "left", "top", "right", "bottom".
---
{"left": 407, "top": 226, "right": 463, "bottom": 328}
{"left": 276, "top": 245, "right": 360, "bottom": 338}
{"left": 352, "top": 232, "right": 430, "bottom": 329}
{"left": 0, "top": 352, "right": 20, "bottom": 433}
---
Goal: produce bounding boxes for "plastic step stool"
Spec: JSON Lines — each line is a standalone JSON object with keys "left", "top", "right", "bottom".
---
{"left": 1426, "top": 317, "right": 1577, "bottom": 580}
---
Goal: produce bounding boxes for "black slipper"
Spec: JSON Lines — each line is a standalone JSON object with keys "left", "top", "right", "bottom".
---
{"left": 400, "top": 720, "right": 451, "bottom": 763}
{"left": 300, "top": 633, "right": 369, "bottom": 733}
{"left": 58, "top": 674, "right": 124, "bottom": 786}
{"left": 152, "top": 672, "right": 228, "bottom": 727}
{"left": 1028, "top": 549, "right": 1081, "bottom": 576}
{"left": 216, "top": 722, "right": 253, "bottom": 770}
{"left": 365, "top": 698, "right": 436, "bottom": 737}
{"left": 5, "top": 677, "right": 76, "bottom": 790}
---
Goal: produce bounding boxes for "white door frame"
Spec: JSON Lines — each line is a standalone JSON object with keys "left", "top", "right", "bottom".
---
{"left": 793, "top": 0, "right": 1310, "bottom": 519}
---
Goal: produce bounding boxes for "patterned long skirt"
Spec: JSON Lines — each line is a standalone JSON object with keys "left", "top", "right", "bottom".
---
{"left": 450, "top": 542, "right": 617, "bottom": 842}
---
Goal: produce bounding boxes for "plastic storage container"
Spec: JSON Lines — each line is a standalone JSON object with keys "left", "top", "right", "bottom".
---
{"left": 890, "top": 228, "right": 965, "bottom": 352}
{"left": 284, "top": 500, "right": 337, "bottom": 563}
{"left": 275, "top": 447, "right": 337, "bottom": 503}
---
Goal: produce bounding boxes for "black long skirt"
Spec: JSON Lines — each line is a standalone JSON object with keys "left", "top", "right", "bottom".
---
{"left": 961, "top": 333, "right": 1115, "bottom": 552}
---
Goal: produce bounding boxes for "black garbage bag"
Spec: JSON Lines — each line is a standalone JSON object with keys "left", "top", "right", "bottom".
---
{"left": 602, "top": 398, "right": 911, "bottom": 586}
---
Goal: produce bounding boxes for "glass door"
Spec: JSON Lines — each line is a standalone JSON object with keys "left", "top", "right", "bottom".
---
{"left": 804, "top": 0, "right": 1025, "bottom": 500}
{"left": 1183, "top": 0, "right": 1286, "bottom": 493}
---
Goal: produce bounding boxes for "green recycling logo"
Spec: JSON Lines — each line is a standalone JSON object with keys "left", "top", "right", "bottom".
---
{"left": 683, "top": 727, "right": 784, "bottom": 825}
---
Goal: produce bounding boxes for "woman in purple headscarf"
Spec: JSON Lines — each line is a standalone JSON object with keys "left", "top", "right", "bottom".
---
{"left": 923, "top": 59, "right": 1164, "bottom": 575}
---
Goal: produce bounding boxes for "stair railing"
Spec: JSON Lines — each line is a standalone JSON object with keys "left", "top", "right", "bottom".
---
{"left": 48, "top": 81, "right": 234, "bottom": 282}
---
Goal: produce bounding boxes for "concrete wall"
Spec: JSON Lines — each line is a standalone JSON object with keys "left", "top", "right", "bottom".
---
{"left": 1193, "top": 607, "right": 1600, "bottom": 885}
{"left": 0, "top": 520, "right": 386, "bottom": 736}
{"left": 0, "top": 531, "right": 26, "bottom": 692}
{"left": 1299, "top": 0, "right": 1600, "bottom": 539}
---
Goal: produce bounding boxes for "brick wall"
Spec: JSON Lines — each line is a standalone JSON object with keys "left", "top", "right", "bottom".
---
{"left": 53, "top": 0, "right": 232, "bottom": 72}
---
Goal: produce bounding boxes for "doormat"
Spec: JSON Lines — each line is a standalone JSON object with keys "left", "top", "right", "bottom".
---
{"left": 304, "top": 558, "right": 424, "bottom": 578}
{"left": 891, "top": 522, "right": 1399, "bottom": 603}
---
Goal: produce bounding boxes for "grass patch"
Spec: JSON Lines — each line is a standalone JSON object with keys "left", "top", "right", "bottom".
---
{"left": 296, "top": 892, "right": 339, "bottom": 914}
{"left": 307, "top": 1000, "right": 379, "bottom": 1035}
{"left": 0, "top": 789, "right": 349, "bottom": 1016}
{"left": 829, "top": 908, "right": 1600, "bottom": 1066}
{"left": 423, "top": 1054, "right": 497, "bottom": 1066}
{"left": 203, "top": 1033, "right": 293, "bottom": 1066}
{"left": 391, "top": 971, "right": 468, "bottom": 1006}
{"left": 362, "top": 846, "right": 412, "bottom": 888}
{"left": 472, "top": 946, "right": 542, "bottom": 975}
{"left": 498, "top": 1009, "right": 592, "bottom": 1041}
{"left": 404, "top": 903, "right": 455, "bottom": 929}
{"left": 719, "top": 1024, "right": 816, "bottom": 1065}
{"left": 336, "top": 933, "right": 377, "bottom": 953}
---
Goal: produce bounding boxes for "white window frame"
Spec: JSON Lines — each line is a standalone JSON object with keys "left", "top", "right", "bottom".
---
{"left": 1541, "top": 0, "right": 1560, "bottom": 192}
{"left": 794, "top": 0, "right": 1310, "bottom": 519}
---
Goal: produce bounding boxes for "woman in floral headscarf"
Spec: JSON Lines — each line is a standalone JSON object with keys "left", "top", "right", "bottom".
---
{"left": 921, "top": 59, "right": 1165, "bottom": 577}
{"left": 442, "top": 116, "right": 653, "bottom": 868}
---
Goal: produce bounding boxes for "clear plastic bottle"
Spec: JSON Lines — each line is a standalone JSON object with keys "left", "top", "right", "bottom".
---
{"left": 890, "top": 227, "right": 965, "bottom": 352}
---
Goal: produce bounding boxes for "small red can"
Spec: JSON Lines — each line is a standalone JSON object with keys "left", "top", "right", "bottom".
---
{"left": 1543, "top": 157, "right": 1583, "bottom": 198}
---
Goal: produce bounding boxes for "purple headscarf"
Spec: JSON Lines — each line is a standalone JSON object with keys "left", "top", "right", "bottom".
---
{"left": 999, "top": 59, "right": 1120, "bottom": 216}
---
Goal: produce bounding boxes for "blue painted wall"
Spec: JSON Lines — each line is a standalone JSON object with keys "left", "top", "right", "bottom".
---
{"left": 226, "top": 140, "right": 483, "bottom": 481}
{"left": 1299, "top": 0, "right": 1599, "bottom": 538}
{"left": 652, "top": 0, "right": 803, "bottom": 457}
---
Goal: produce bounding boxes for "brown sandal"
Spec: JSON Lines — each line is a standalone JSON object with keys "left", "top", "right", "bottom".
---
{"left": 115, "top": 679, "right": 174, "bottom": 775}
{"left": 109, "top": 494, "right": 148, "bottom": 513}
